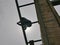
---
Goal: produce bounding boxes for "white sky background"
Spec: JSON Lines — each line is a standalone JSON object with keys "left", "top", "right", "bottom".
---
{"left": 0, "top": 0, "right": 60, "bottom": 45}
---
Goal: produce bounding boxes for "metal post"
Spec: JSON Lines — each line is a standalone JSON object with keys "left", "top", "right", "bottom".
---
{"left": 15, "top": 0, "right": 28, "bottom": 45}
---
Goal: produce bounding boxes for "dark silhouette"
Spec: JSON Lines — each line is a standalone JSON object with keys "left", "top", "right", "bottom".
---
{"left": 17, "top": 17, "right": 32, "bottom": 30}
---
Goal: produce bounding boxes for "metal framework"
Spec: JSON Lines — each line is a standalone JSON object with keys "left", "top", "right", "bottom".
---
{"left": 15, "top": 0, "right": 41, "bottom": 45}
{"left": 15, "top": 0, "right": 60, "bottom": 45}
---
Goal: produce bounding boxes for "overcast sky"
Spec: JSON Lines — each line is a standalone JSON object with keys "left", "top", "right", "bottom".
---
{"left": 0, "top": 0, "right": 60, "bottom": 45}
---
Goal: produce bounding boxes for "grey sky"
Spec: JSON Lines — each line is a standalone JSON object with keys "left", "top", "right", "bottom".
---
{"left": 0, "top": 0, "right": 60, "bottom": 45}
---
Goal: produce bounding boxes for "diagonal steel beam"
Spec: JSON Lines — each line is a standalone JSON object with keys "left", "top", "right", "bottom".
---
{"left": 15, "top": 0, "right": 28, "bottom": 45}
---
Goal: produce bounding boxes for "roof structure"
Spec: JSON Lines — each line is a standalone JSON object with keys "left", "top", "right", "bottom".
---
{"left": 34, "top": 0, "right": 60, "bottom": 45}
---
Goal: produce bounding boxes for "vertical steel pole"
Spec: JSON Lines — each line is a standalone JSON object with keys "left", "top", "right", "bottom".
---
{"left": 15, "top": 0, "right": 28, "bottom": 45}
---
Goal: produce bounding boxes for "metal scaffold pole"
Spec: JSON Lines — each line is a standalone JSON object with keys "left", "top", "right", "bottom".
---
{"left": 15, "top": 0, "right": 28, "bottom": 45}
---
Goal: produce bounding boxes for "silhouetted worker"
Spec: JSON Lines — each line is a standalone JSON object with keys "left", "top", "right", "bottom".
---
{"left": 17, "top": 17, "right": 32, "bottom": 30}
{"left": 29, "top": 40, "right": 34, "bottom": 45}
